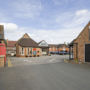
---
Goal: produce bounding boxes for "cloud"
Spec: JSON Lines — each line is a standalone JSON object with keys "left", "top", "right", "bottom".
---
{"left": 76, "top": 9, "right": 88, "bottom": 16}
{"left": 0, "top": 22, "right": 82, "bottom": 44}
{"left": 74, "top": 9, "right": 90, "bottom": 25}
{"left": 28, "top": 28, "right": 81, "bottom": 44}
{"left": 12, "top": 0, "right": 42, "bottom": 18}
{"left": 0, "top": 8, "right": 90, "bottom": 44}
{"left": 56, "top": 9, "right": 90, "bottom": 28}
{"left": 0, "top": 23, "right": 18, "bottom": 31}
{"left": 0, "top": 23, "right": 25, "bottom": 40}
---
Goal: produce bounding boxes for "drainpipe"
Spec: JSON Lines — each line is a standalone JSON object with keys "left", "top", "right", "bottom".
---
{"left": 76, "top": 43, "right": 78, "bottom": 60}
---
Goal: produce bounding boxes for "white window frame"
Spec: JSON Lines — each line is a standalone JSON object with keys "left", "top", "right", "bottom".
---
{"left": 20, "top": 47, "right": 24, "bottom": 55}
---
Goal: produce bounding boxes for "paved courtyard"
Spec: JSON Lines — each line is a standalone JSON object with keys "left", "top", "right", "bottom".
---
{"left": 0, "top": 55, "right": 90, "bottom": 90}
{"left": 8, "top": 55, "right": 69, "bottom": 67}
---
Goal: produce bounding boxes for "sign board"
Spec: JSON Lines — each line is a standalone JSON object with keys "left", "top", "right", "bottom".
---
{"left": 33, "top": 48, "right": 36, "bottom": 51}
{"left": 33, "top": 51, "right": 36, "bottom": 55}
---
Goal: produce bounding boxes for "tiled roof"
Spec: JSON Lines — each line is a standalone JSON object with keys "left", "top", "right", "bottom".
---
{"left": 38, "top": 40, "right": 49, "bottom": 48}
{"left": 38, "top": 40, "right": 44, "bottom": 44}
{"left": 17, "top": 37, "right": 38, "bottom": 47}
{"left": 69, "top": 39, "right": 76, "bottom": 46}
{"left": 7, "top": 41, "right": 17, "bottom": 47}
{"left": 58, "top": 44, "right": 68, "bottom": 48}
{"left": 49, "top": 44, "right": 58, "bottom": 47}
{"left": 49, "top": 44, "right": 68, "bottom": 48}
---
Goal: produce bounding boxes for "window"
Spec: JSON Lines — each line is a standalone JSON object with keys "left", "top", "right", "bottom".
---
{"left": 42, "top": 49, "right": 46, "bottom": 52}
{"left": 21, "top": 47, "right": 24, "bottom": 55}
{"left": 89, "top": 26, "right": 90, "bottom": 40}
{"left": 30, "top": 51, "right": 31, "bottom": 54}
{"left": 27, "top": 48, "right": 29, "bottom": 55}
{"left": 63, "top": 47, "right": 66, "bottom": 51}
{"left": 0, "top": 34, "right": 2, "bottom": 39}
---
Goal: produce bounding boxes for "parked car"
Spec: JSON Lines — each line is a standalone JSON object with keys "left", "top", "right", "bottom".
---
{"left": 59, "top": 51, "right": 69, "bottom": 55}
{"left": 50, "top": 52, "right": 59, "bottom": 54}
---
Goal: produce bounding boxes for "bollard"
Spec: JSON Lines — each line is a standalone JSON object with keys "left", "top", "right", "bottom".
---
{"left": 0, "top": 55, "right": 5, "bottom": 67}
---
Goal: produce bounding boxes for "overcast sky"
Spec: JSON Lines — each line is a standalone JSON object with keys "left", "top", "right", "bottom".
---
{"left": 0, "top": 0, "right": 90, "bottom": 44}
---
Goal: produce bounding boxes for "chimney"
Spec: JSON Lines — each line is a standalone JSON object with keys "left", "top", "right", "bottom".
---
{"left": 0, "top": 25, "right": 4, "bottom": 40}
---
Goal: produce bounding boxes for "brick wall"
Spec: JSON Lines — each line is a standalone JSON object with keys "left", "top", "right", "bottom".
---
{"left": 73, "top": 22, "right": 90, "bottom": 62}
{"left": 16, "top": 45, "right": 42, "bottom": 57}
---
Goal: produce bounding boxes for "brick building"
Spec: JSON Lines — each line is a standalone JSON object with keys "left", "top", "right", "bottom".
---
{"left": 49, "top": 44, "right": 58, "bottom": 54}
{"left": 49, "top": 44, "right": 69, "bottom": 54}
{"left": 69, "top": 22, "right": 90, "bottom": 62}
{"left": 58, "top": 44, "right": 69, "bottom": 53}
{"left": 7, "top": 40, "right": 17, "bottom": 56}
{"left": 16, "top": 33, "right": 42, "bottom": 57}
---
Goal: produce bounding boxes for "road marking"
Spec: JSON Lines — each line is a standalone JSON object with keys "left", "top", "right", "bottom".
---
{"left": 50, "top": 59, "right": 55, "bottom": 62}
{"left": 8, "top": 59, "right": 13, "bottom": 67}
{"left": 24, "top": 60, "right": 28, "bottom": 62}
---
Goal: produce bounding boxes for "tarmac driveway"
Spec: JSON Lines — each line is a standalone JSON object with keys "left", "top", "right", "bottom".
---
{"left": 0, "top": 61, "right": 90, "bottom": 90}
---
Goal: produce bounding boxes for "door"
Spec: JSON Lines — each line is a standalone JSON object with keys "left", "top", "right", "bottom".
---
{"left": 33, "top": 51, "right": 36, "bottom": 55}
{"left": 33, "top": 48, "right": 37, "bottom": 55}
{"left": 85, "top": 44, "right": 90, "bottom": 62}
{"left": 42, "top": 48, "right": 48, "bottom": 55}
